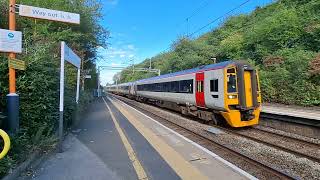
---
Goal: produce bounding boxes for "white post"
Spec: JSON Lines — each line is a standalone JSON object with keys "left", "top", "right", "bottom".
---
{"left": 58, "top": 41, "right": 65, "bottom": 152}
{"left": 76, "top": 68, "right": 80, "bottom": 103}
{"left": 97, "top": 67, "right": 100, "bottom": 97}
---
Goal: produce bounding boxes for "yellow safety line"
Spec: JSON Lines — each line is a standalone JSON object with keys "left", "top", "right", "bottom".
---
{"left": 0, "top": 129, "right": 10, "bottom": 160}
{"left": 102, "top": 98, "right": 148, "bottom": 180}
{"left": 107, "top": 97, "right": 209, "bottom": 180}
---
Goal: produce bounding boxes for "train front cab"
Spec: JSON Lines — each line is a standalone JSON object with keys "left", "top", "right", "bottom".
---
{"left": 221, "top": 63, "right": 262, "bottom": 127}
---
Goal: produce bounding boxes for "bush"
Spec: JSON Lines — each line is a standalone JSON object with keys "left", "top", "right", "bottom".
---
{"left": 259, "top": 49, "right": 319, "bottom": 105}
{"left": 0, "top": 0, "right": 108, "bottom": 177}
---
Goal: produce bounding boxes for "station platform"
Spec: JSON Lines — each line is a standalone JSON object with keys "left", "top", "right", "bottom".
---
{"left": 22, "top": 96, "right": 256, "bottom": 180}
{"left": 262, "top": 103, "right": 320, "bottom": 121}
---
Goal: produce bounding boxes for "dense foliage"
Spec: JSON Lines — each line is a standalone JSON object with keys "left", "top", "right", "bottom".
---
{"left": 116, "top": 0, "right": 320, "bottom": 106}
{"left": 0, "top": 0, "right": 108, "bottom": 176}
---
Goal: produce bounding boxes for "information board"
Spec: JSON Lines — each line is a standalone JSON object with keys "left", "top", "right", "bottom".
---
{"left": 19, "top": 5, "right": 80, "bottom": 24}
{"left": 64, "top": 44, "right": 81, "bottom": 68}
{"left": 8, "top": 58, "right": 26, "bottom": 70}
{"left": 0, "top": 29, "right": 22, "bottom": 53}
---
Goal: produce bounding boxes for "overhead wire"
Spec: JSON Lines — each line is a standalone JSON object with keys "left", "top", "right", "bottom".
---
{"left": 185, "top": 0, "right": 211, "bottom": 36}
{"left": 164, "top": 0, "right": 212, "bottom": 52}
{"left": 171, "top": 0, "right": 211, "bottom": 37}
{"left": 162, "top": 0, "right": 254, "bottom": 52}
{"left": 186, "top": 0, "right": 211, "bottom": 20}
{"left": 187, "top": 0, "right": 252, "bottom": 37}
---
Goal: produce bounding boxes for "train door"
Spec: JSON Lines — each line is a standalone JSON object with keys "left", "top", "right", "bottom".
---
{"left": 244, "top": 71, "right": 253, "bottom": 107}
{"left": 195, "top": 72, "right": 205, "bottom": 107}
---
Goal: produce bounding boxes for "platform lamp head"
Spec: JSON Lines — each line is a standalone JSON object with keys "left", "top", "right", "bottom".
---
{"left": 210, "top": 57, "right": 217, "bottom": 64}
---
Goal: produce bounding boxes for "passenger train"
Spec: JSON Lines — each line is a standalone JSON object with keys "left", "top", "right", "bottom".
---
{"left": 106, "top": 61, "right": 262, "bottom": 127}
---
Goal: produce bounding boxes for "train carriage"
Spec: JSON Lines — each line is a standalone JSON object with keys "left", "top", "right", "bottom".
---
{"left": 106, "top": 61, "right": 261, "bottom": 127}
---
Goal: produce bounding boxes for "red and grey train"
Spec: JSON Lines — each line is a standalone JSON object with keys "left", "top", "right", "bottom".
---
{"left": 106, "top": 61, "right": 262, "bottom": 127}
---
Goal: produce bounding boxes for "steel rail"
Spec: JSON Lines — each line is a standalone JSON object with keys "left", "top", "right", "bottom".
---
{"left": 221, "top": 127, "right": 320, "bottom": 164}
{"left": 253, "top": 127, "right": 320, "bottom": 146}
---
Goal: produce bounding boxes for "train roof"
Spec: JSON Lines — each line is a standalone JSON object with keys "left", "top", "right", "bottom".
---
{"left": 108, "top": 60, "right": 239, "bottom": 87}
{"left": 136, "top": 60, "right": 236, "bottom": 83}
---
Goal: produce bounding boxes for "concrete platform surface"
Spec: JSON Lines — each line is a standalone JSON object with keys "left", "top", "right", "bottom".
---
{"left": 262, "top": 104, "right": 320, "bottom": 121}
{"left": 20, "top": 97, "right": 257, "bottom": 180}
{"left": 20, "top": 134, "right": 120, "bottom": 180}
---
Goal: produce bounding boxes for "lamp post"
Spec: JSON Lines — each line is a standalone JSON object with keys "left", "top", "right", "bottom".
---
{"left": 97, "top": 67, "right": 100, "bottom": 97}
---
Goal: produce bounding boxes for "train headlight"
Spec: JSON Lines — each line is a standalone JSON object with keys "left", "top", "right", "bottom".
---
{"left": 228, "top": 95, "right": 237, "bottom": 99}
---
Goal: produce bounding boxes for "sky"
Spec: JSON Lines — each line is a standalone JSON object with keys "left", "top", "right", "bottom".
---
{"left": 97, "top": 0, "right": 274, "bottom": 85}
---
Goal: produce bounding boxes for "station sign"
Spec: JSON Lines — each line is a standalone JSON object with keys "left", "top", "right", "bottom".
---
{"left": 19, "top": 5, "right": 80, "bottom": 24}
{"left": 85, "top": 75, "right": 92, "bottom": 79}
{"left": 8, "top": 58, "right": 26, "bottom": 70}
{"left": 64, "top": 43, "right": 81, "bottom": 68}
{"left": 0, "top": 29, "right": 22, "bottom": 53}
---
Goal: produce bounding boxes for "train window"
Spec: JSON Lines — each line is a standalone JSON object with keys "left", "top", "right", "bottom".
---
{"left": 137, "top": 80, "right": 193, "bottom": 93}
{"left": 164, "top": 82, "right": 170, "bottom": 92}
{"left": 227, "top": 68, "right": 236, "bottom": 73}
{"left": 179, "top": 80, "right": 193, "bottom": 93}
{"left": 210, "top": 79, "right": 218, "bottom": 92}
{"left": 227, "top": 74, "right": 237, "bottom": 93}
{"left": 170, "top": 81, "right": 179, "bottom": 92}
{"left": 155, "top": 83, "right": 162, "bottom": 92}
{"left": 154, "top": 83, "right": 158, "bottom": 91}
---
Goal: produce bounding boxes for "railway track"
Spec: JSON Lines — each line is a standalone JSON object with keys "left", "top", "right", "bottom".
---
{"left": 253, "top": 126, "right": 320, "bottom": 146}
{"left": 109, "top": 94, "right": 297, "bottom": 180}
{"left": 223, "top": 127, "right": 320, "bottom": 164}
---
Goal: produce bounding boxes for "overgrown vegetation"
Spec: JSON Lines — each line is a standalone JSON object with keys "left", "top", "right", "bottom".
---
{"left": 0, "top": 0, "right": 108, "bottom": 177}
{"left": 115, "top": 0, "right": 320, "bottom": 106}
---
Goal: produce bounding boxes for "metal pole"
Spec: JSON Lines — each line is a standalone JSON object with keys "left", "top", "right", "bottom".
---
{"left": 7, "top": 0, "right": 19, "bottom": 134}
{"left": 8, "top": 0, "right": 16, "bottom": 94}
{"left": 58, "top": 42, "right": 65, "bottom": 152}
{"left": 149, "top": 58, "right": 151, "bottom": 69}
{"left": 186, "top": 18, "right": 189, "bottom": 37}
{"left": 81, "top": 60, "right": 84, "bottom": 91}
{"left": 97, "top": 67, "right": 100, "bottom": 97}
{"left": 76, "top": 68, "right": 80, "bottom": 103}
